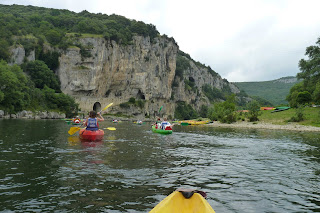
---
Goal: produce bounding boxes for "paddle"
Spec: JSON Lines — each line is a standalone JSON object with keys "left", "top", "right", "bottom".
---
{"left": 68, "top": 125, "right": 83, "bottom": 135}
{"left": 100, "top": 103, "right": 113, "bottom": 113}
{"left": 68, "top": 103, "right": 114, "bottom": 135}
{"left": 103, "top": 127, "right": 116, "bottom": 131}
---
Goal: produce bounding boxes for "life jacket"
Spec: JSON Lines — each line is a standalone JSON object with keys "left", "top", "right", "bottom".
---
{"left": 161, "top": 121, "right": 170, "bottom": 130}
{"left": 86, "top": 118, "right": 99, "bottom": 131}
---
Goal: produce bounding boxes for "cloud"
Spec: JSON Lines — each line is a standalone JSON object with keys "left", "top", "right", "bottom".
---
{"left": 2, "top": 0, "right": 320, "bottom": 82}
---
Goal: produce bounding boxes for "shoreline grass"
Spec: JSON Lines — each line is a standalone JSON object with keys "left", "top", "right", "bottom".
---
{"left": 259, "top": 107, "right": 320, "bottom": 127}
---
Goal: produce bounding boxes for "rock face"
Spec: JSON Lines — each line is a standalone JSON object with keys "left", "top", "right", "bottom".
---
{"left": 9, "top": 45, "right": 35, "bottom": 65}
{"left": 56, "top": 35, "right": 240, "bottom": 118}
{"left": 9, "top": 35, "right": 240, "bottom": 118}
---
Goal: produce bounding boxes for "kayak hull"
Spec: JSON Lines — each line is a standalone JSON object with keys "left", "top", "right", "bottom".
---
{"left": 79, "top": 129, "right": 104, "bottom": 141}
{"left": 152, "top": 125, "right": 172, "bottom": 134}
{"left": 150, "top": 191, "right": 215, "bottom": 213}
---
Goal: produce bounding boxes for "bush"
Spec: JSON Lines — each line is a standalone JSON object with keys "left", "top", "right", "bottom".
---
{"left": 120, "top": 102, "right": 130, "bottom": 108}
{"left": 246, "top": 100, "right": 261, "bottom": 122}
{"left": 288, "top": 106, "right": 304, "bottom": 122}
{"left": 208, "top": 94, "right": 237, "bottom": 123}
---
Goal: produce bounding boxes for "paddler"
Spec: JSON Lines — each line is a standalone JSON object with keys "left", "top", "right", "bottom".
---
{"left": 83, "top": 111, "right": 104, "bottom": 131}
{"left": 160, "top": 117, "right": 171, "bottom": 130}
{"left": 73, "top": 116, "right": 81, "bottom": 124}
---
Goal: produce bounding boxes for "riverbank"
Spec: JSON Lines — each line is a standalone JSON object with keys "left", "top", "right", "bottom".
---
{"left": 0, "top": 110, "right": 66, "bottom": 119}
{"left": 206, "top": 121, "right": 320, "bottom": 132}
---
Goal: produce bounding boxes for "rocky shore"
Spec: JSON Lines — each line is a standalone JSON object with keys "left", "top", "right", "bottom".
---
{"left": 0, "top": 110, "right": 66, "bottom": 119}
{"left": 206, "top": 121, "right": 320, "bottom": 132}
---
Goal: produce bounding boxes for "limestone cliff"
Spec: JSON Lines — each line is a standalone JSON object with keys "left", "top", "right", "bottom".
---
{"left": 10, "top": 35, "right": 240, "bottom": 118}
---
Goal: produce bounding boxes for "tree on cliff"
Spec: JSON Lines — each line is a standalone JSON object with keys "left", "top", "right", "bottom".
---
{"left": 24, "top": 60, "right": 61, "bottom": 92}
{"left": 0, "top": 4, "right": 160, "bottom": 63}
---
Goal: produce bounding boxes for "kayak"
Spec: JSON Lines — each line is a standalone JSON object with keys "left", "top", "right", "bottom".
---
{"left": 150, "top": 190, "right": 215, "bottom": 213}
{"left": 79, "top": 129, "right": 104, "bottom": 141}
{"left": 179, "top": 120, "right": 210, "bottom": 125}
{"left": 152, "top": 125, "right": 172, "bottom": 134}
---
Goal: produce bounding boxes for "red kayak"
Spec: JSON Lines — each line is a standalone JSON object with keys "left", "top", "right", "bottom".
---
{"left": 79, "top": 129, "right": 104, "bottom": 141}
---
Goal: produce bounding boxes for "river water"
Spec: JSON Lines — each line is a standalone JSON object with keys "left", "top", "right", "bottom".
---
{"left": 0, "top": 119, "right": 319, "bottom": 212}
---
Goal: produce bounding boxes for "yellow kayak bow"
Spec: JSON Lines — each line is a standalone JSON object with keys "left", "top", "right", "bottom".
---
{"left": 150, "top": 190, "right": 215, "bottom": 213}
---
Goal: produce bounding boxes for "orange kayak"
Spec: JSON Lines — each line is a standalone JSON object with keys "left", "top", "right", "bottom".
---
{"left": 79, "top": 129, "right": 104, "bottom": 141}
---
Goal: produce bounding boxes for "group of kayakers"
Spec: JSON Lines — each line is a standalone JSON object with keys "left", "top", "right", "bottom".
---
{"left": 153, "top": 116, "right": 172, "bottom": 130}
{"left": 72, "top": 110, "right": 172, "bottom": 132}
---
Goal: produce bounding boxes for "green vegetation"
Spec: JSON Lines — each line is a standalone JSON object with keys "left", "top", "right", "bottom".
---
{"left": 246, "top": 100, "right": 261, "bottom": 122}
{"left": 175, "top": 53, "right": 191, "bottom": 79}
{"left": 0, "top": 60, "right": 78, "bottom": 116}
{"left": 0, "top": 4, "right": 160, "bottom": 60}
{"left": 24, "top": 60, "right": 61, "bottom": 92}
{"left": 287, "top": 37, "right": 320, "bottom": 107}
{"left": 174, "top": 50, "right": 218, "bottom": 92}
{"left": 0, "top": 4, "right": 160, "bottom": 116}
{"left": 234, "top": 77, "right": 300, "bottom": 106}
{"left": 119, "top": 97, "right": 145, "bottom": 109}
{"left": 202, "top": 84, "right": 224, "bottom": 101}
{"left": 174, "top": 101, "right": 198, "bottom": 120}
{"left": 288, "top": 106, "right": 305, "bottom": 122}
{"left": 208, "top": 94, "right": 237, "bottom": 123}
{"left": 259, "top": 107, "right": 320, "bottom": 127}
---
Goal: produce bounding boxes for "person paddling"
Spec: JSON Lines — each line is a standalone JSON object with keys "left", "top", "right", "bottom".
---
{"left": 83, "top": 111, "right": 104, "bottom": 131}
{"left": 73, "top": 116, "right": 81, "bottom": 124}
{"left": 153, "top": 116, "right": 162, "bottom": 129}
{"left": 160, "top": 117, "right": 171, "bottom": 130}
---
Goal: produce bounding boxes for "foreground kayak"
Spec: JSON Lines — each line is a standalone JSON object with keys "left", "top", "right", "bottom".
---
{"left": 152, "top": 125, "right": 172, "bottom": 134}
{"left": 150, "top": 190, "right": 215, "bottom": 213}
{"left": 79, "top": 129, "right": 104, "bottom": 141}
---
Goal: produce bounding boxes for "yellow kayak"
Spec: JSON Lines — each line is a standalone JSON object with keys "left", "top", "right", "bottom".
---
{"left": 179, "top": 120, "right": 210, "bottom": 125}
{"left": 150, "top": 190, "right": 215, "bottom": 213}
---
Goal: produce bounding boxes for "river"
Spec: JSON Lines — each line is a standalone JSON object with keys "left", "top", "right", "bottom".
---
{"left": 0, "top": 119, "right": 319, "bottom": 212}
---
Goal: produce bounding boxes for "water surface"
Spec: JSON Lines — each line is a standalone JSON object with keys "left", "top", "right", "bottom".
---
{"left": 0, "top": 119, "right": 319, "bottom": 212}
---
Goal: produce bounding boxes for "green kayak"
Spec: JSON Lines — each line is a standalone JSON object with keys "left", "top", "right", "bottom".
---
{"left": 152, "top": 125, "right": 173, "bottom": 134}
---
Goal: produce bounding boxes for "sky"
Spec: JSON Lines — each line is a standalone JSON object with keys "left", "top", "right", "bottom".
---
{"left": 2, "top": 0, "right": 320, "bottom": 82}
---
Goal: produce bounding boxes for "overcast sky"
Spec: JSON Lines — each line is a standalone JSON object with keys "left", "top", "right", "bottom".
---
{"left": 2, "top": 0, "right": 320, "bottom": 82}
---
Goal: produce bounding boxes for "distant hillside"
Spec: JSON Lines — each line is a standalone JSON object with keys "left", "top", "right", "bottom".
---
{"left": 233, "top": 76, "right": 301, "bottom": 106}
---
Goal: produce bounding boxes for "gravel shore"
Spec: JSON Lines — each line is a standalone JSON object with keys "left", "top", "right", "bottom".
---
{"left": 206, "top": 121, "right": 320, "bottom": 132}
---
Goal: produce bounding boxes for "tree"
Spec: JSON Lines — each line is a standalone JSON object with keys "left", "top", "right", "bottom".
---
{"left": 0, "top": 60, "right": 30, "bottom": 113}
{"left": 297, "top": 38, "right": 320, "bottom": 83}
{"left": 45, "top": 29, "right": 62, "bottom": 45}
{"left": 24, "top": 60, "right": 60, "bottom": 92}
{"left": 296, "top": 91, "right": 312, "bottom": 105}
{"left": 199, "top": 105, "right": 208, "bottom": 118}
{"left": 287, "top": 82, "right": 304, "bottom": 107}
{"left": 0, "top": 40, "right": 10, "bottom": 61}
{"left": 312, "top": 82, "right": 320, "bottom": 104}
{"left": 246, "top": 100, "right": 261, "bottom": 122}
{"left": 287, "top": 37, "right": 320, "bottom": 107}
{"left": 208, "top": 94, "right": 237, "bottom": 123}
{"left": 174, "top": 102, "right": 198, "bottom": 120}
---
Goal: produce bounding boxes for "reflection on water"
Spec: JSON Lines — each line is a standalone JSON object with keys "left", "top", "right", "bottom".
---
{"left": 0, "top": 119, "right": 319, "bottom": 212}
